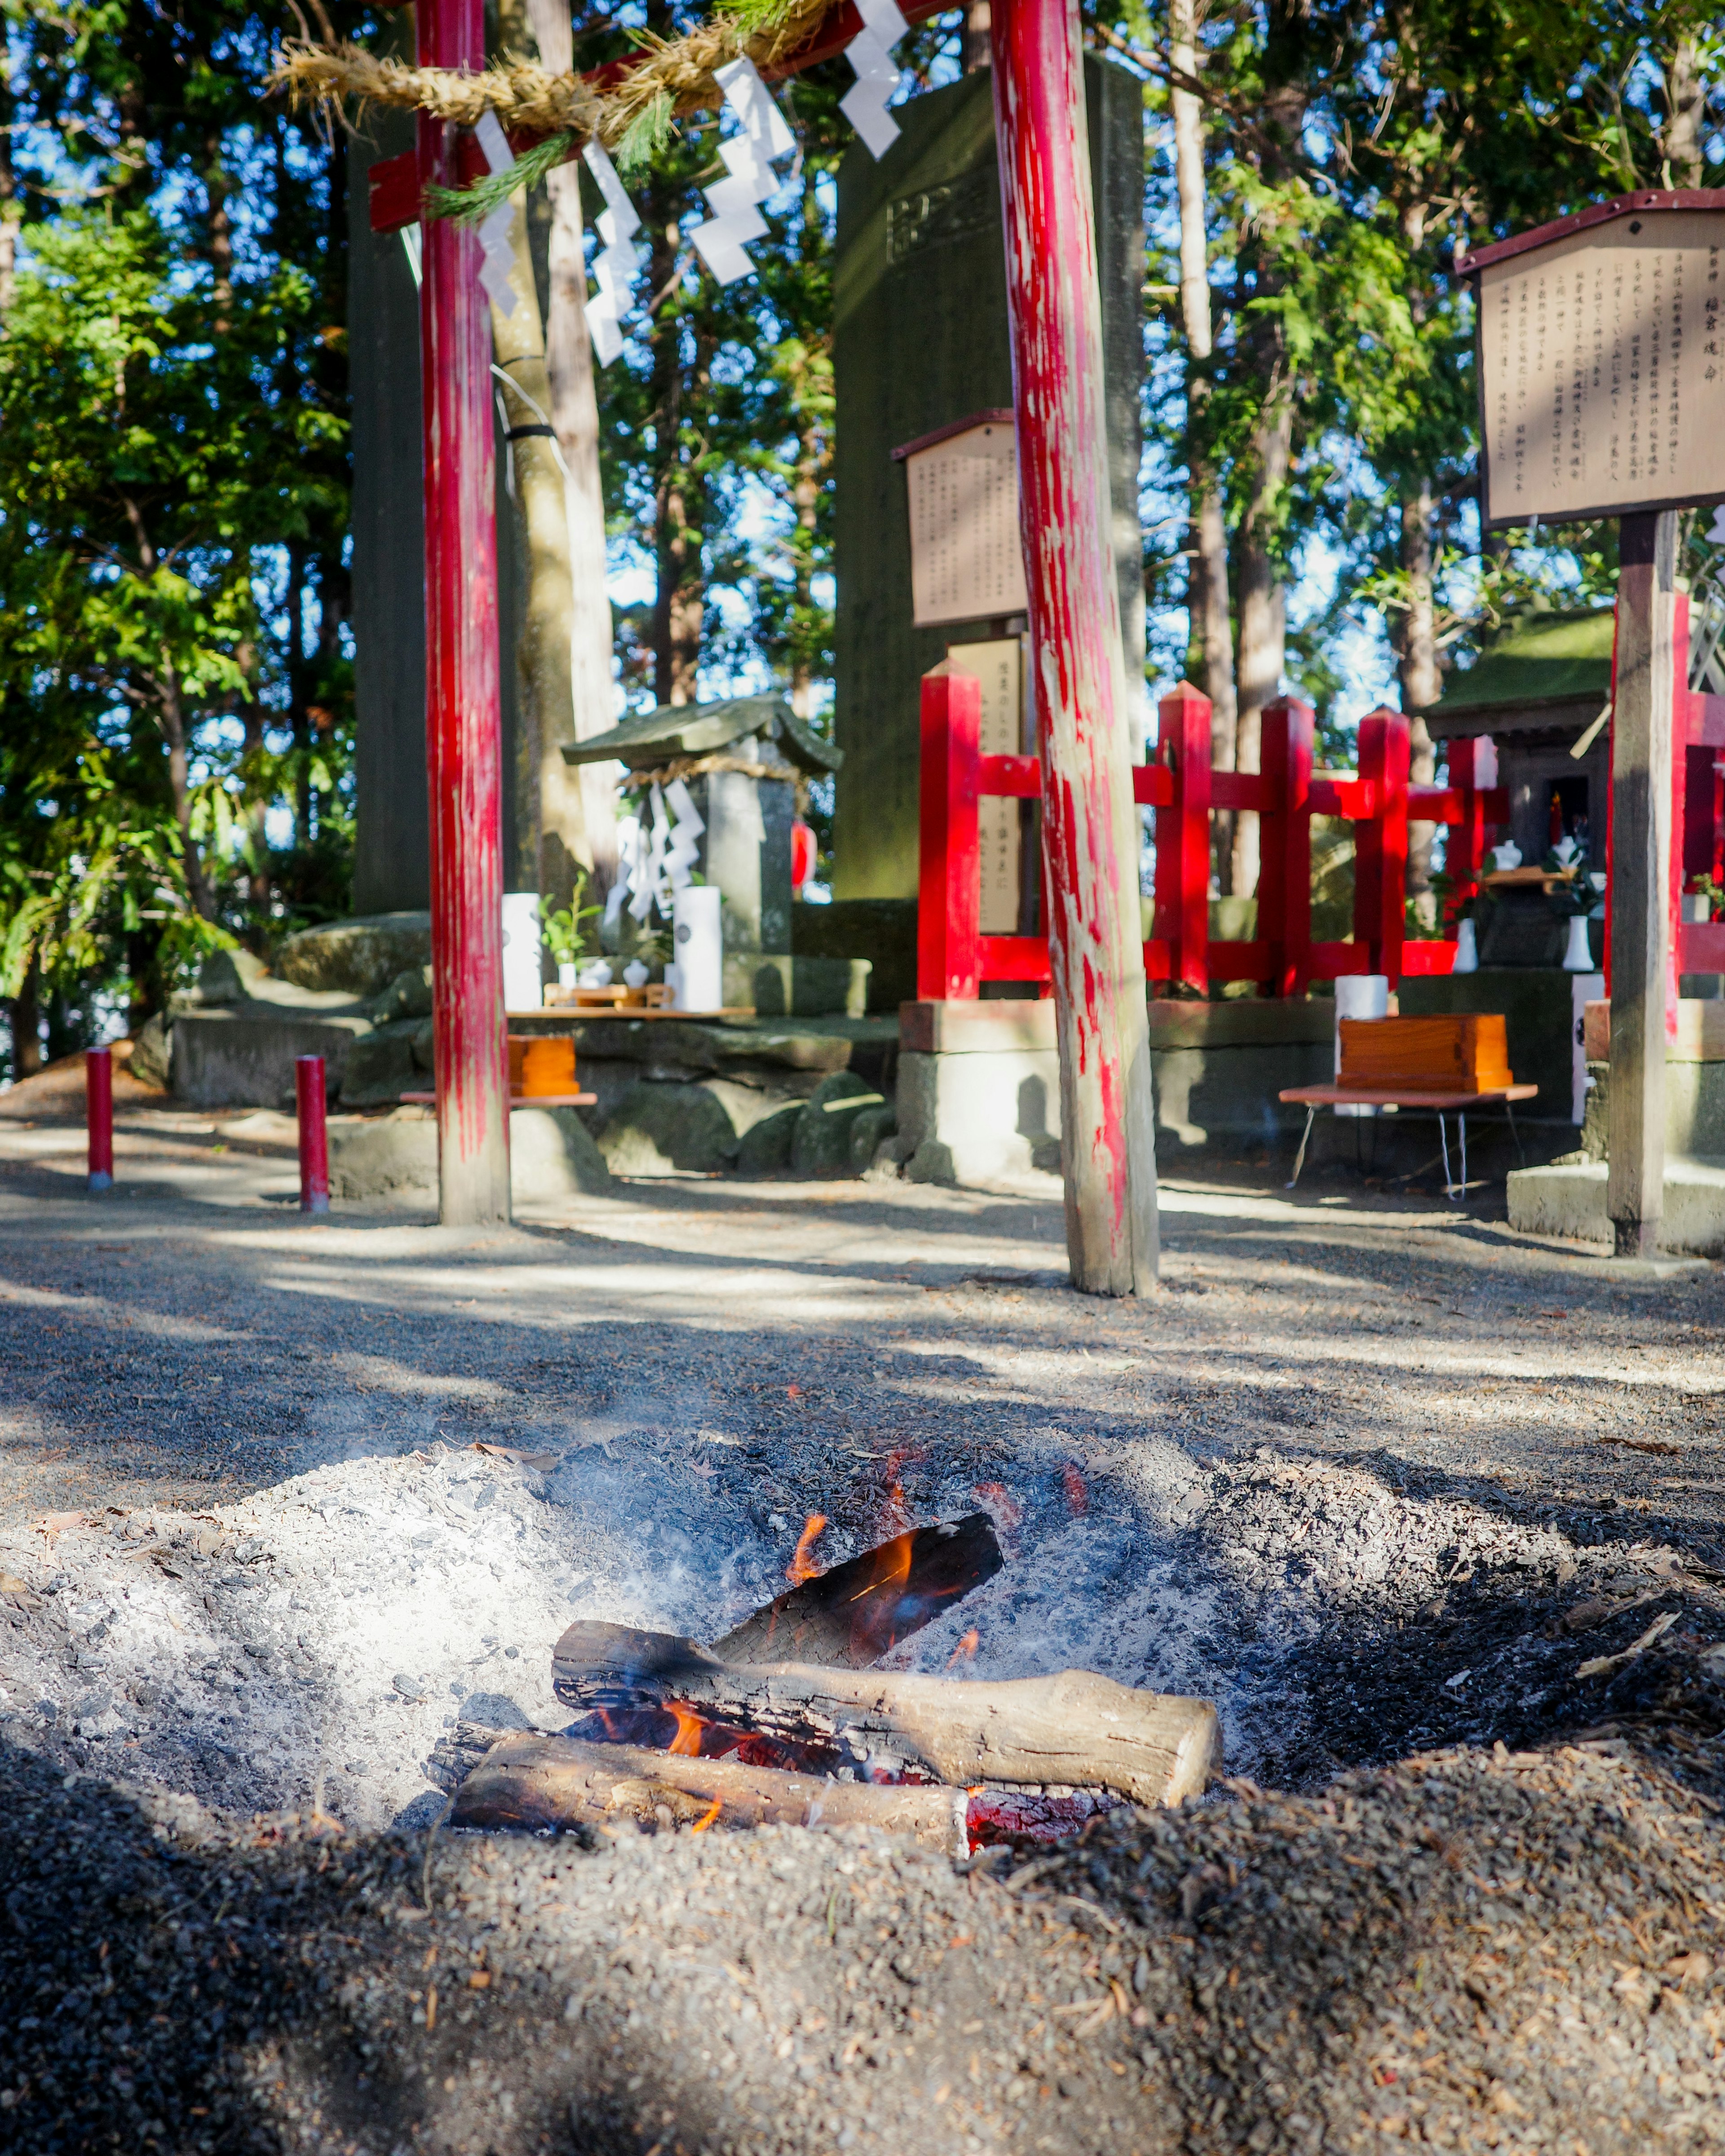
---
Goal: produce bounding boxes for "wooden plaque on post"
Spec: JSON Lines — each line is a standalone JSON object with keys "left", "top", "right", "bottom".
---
{"left": 1460, "top": 190, "right": 1725, "bottom": 530}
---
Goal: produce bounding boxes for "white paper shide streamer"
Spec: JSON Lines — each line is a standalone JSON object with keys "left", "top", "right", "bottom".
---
{"left": 605, "top": 782, "right": 706, "bottom": 926}
{"left": 473, "top": 110, "right": 520, "bottom": 316}
{"left": 839, "top": 0, "right": 909, "bottom": 159}
{"left": 583, "top": 141, "right": 643, "bottom": 367}
{"left": 690, "top": 57, "right": 795, "bottom": 287}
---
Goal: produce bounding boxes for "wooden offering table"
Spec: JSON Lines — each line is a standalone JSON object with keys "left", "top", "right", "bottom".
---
{"left": 1281, "top": 1015, "right": 1537, "bottom": 1198}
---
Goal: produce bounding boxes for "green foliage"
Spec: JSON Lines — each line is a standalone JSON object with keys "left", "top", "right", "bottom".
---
{"left": 425, "top": 132, "right": 575, "bottom": 223}
{"left": 539, "top": 874, "right": 602, "bottom": 963}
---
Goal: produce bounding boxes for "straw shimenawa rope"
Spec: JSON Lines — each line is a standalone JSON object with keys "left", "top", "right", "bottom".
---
{"left": 270, "top": 0, "right": 838, "bottom": 162}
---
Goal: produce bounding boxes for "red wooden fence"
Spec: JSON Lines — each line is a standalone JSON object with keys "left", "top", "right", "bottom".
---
{"left": 918, "top": 681, "right": 1511, "bottom": 1001}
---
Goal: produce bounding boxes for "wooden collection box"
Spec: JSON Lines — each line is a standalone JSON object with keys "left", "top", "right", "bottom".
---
{"left": 1337, "top": 1014, "right": 1513, "bottom": 1094}
{"left": 508, "top": 1035, "right": 578, "bottom": 1098}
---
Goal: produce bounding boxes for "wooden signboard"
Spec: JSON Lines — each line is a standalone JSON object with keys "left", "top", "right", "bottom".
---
{"left": 1462, "top": 191, "right": 1725, "bottom": 528}
{"left": 894, "top": 411, "right": 1030, "bottom": 627}
{"left": 947, "top": 635, "right": 1026, "bottom": 933}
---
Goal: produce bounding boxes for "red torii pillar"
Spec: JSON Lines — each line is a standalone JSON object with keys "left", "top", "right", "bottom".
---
{"left": 991, "top": 0, "right": 1158, "bottom": 1295}
{"left": 414, "top": 0, "right": 512, "bottom": 1226}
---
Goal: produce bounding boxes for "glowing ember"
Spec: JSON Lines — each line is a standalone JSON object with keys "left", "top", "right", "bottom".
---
{"left": 667, "top": 1705, "right": 705, "bottom": 1757}
{"left": 946, "top": 1628, "right": 980, "bottom": 1669}
{"left": 787, "top": 1512, "right": 827, "bottom": 1585}
{"left": 1061, "top": 1462, "right": 1088, "bottom": 1515}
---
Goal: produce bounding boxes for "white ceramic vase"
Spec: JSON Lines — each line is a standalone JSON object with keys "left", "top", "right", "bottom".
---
{"left": 1452, "top": 919, "right": 1478, "bottom": 973}
{"left": 1562, "top": 914, "right": 1595, "bottom": 971}
{"left": 622, "top": 959, "right": 650, "bottom": 991}
{"left": 557, "top": 962, "right": 578, "bottom": 989}
{"left": 578, "top": 959, "right": 612, "bottom": 989}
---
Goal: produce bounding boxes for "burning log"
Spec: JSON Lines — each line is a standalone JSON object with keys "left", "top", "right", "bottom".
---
{"left": 450, "top": 1732, "right": 972, "bottom": 1855}
{"left": 712, "top": 1512, "right": 1004, "bottom": 1668}
{"left": 551, "top": 1621, "right": 1220, "bottom": 1806}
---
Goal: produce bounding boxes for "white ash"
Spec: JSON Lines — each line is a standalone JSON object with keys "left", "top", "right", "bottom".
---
{"left": 0, "top": 1429, "right": 1699, "bottom": 1825}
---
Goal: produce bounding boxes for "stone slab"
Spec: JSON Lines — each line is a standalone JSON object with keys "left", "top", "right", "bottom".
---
{"left": 1508, "top": 1155, "right": 1725, "bottom": 1256}
{"left": 275, "top": 912, "right": 432, "bottom": 998}
{"left": 327, "top": 1106, "right": 611, "bottom": 1204}
{"left": 172, "top": 1010, "right": 373, "bottom": 1109}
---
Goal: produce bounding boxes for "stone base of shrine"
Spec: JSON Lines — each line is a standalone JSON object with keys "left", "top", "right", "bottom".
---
{"left": 1508, "top": 1155, "right": 1725, "bottom": 1256}
{"left": 894, "top": 998, "right": 1337, "bottom": 1186}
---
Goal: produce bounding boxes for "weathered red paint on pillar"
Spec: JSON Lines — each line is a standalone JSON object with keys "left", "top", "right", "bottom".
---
{"left": 991, "top": 0, "right": 1156, "bottom": 1294}
{"left": 419, "top": 0, "right": 511, "bottom": 1226}
{"left": 295, "top": 1055, "right": 331, "bottom": 1215}
{"left": 917, "top": 672, "right": 982, "bottom": 1000}
{"left": 85, "top": 1047, "right": 113, "bottom": 1192}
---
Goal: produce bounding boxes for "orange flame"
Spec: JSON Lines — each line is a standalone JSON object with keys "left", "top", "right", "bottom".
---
{"left": 689, "top": 1795, "right": 722, "bottom": 1834}
{"left": 787, "top": 1512, "right": 828, "bottom": 1585}
{"left": 946, "top": 1628, "right": 980, "bottom": 1669}
{"left": 668, "top": 1705, "right": 705, "bottom": 1757}
{"left": 1062, "top": 1462, "right": 1088, "bottom": 1516}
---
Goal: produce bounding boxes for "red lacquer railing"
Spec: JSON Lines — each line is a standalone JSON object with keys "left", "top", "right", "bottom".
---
{"left": 917, "top": 680, "right": 1510, "bottom": 1001}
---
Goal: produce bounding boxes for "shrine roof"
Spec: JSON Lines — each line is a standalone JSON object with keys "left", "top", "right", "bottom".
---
{"left": 561, "top": 694, "right": 842, "bottom": 774}
{"left": 1420, "top": 605, "right": 1614, "bottom": 728}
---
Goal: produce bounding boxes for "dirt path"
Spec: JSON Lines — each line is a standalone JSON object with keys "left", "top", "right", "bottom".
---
{"left": 1, "top": 1102, "right": 1724, "bottom": 2148}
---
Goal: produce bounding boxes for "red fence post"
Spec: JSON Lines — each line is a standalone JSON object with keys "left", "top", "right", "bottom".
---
{"left": 296, "top": 1055, "right": 331, "bottom": 1215}
{"left": 991, "top": 0, "right": 1158, "bottom": 1295}
{"left": 419, "top": 0, "right": 511, "bottom": 1227}
{"left": 917, "top": 671, "right": 982, "bottom": 1001}
{"left": 1355, "top": 708, "right": 1410, "bottom": 982}
{"left": 1257, "top": 698, "right": 1315, "bottom": 997}
{"left": 1444, "top": 735, "right": 1496, "bottom": 915}
{"left": 85, "top": 1047, "right": 113, "bottom": 1193}
{"left": 1152, "top": 683, "right": 1211, "bottom": 995}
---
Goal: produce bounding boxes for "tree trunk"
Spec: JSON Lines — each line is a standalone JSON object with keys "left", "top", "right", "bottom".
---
{"left": 526, "top": 0, "right": 619, "bottom": 902}
{"left": 1227, "top": 0, "right": 1306, "bottom": 902}
{"left": 286, "top": 538, "right": 312, "bottom": 847}
{"left": 159, "top": 662, "right": 213, "bottom": 921}
{"left": 1171, "top": 0, "right": 1236, "bottom": 894}
{"left": 1398, "top": 480, "right": 1441, "bottom": 924}
{"left": 1230, "top": 429, "right": 1289, "bottom": 898}
{"left": 204, "top": 131, "right": 234, "bottom": 334}
{"left": 1664, "top": 35, "right": 1705, "bottom": 187}
{"left": 0, "top": 52, "right": 15, "bottom": 325}
{"left": 651, "top": 297, "right": 706, "bottom": 707}
{"left": 963, "top": 0, "right": 991, "bottom": 71}
{"left": 487, "top": 190, "right": 594, "bottom": 913}
{"left": 10, "top": 959, "right": 41, "bottom": 1080}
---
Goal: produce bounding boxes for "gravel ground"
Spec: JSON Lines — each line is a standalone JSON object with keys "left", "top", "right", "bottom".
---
{"left": 2, "top": 1656, "right": 1723, "bottom": 2154}
{"left": 1, "top": 1094, "right": 1725, "bottom": 2147}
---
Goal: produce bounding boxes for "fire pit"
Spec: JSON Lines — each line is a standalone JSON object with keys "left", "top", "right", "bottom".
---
{"left": 433, "top": 1512, "right": 1221, "bottom": 1851}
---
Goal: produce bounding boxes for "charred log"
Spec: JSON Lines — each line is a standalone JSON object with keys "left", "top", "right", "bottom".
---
{"left": 450, "top": 1732, "right": 971, "bottom": 1854}
{"left": 550, "top": 1621, "right": 1221, "bottom": 1806}
{"left": 712, "top": 1512, "right": 1003, "bottom": 1668}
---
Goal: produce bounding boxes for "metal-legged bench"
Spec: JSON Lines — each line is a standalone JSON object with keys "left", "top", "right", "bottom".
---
{"left": 1278, "top": 1084, "right": 1539, "bottom": 1200}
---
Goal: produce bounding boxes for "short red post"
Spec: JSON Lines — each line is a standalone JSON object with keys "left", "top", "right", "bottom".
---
{"left": 917, "top": 671, "right": 982, "bottom": 1000}
{"left": 1444, "top": 735, "right": 1497, "bottom": 915}
{"left": 991, "top": 0, "right": 1158, "bottom": 1294}
{"left": 295, "top": 1055, "right": 331, "bottom": 1215}
{"left": 418, "top": 0, "right": 511, "bottom": 1227}
{"left": 85, "top": 1047, "right": 113, "bottom": 1192}
{"left": 1152, "top": 683, "right": 1212, "bottom": 995}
